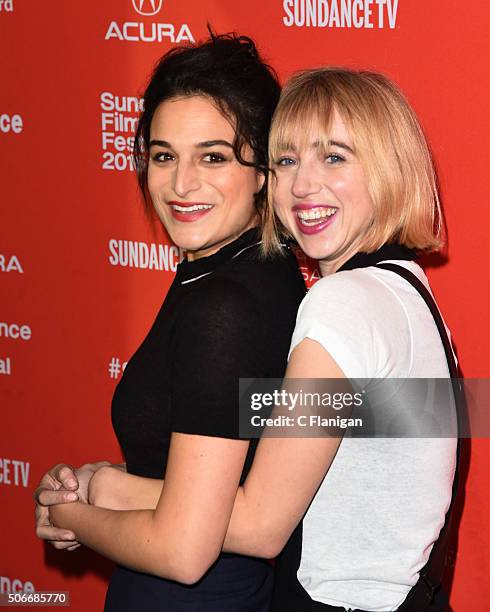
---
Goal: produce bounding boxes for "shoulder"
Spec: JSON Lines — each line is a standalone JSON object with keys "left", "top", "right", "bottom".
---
{"left": 180, "top": 275, "right": 260, "bottom": 324}
{"left": 298, "top": 268, "right": 390, "bottom": 320}
{"left": 293, "top": 269, "right": 386, "bottom": 351}
{"left": 301, "top": 262, "right": 430, "bottom": 310}
{"left": 213, "top": 245, "right": 306, "bottom": 317}
{"left": 291, "top": 266, "right": 416, "bottom": 378}
{"left": 225, "top": 244, "right": 306, "bottom": 292}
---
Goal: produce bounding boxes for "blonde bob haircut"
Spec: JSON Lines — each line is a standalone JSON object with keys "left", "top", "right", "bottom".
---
{"left": 262, "top": 67, "right": 443, "bottom": 256}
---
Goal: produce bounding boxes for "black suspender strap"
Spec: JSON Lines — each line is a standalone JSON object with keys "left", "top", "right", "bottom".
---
{"left": 376, "top": 263, "right": 464, "bottom": 611}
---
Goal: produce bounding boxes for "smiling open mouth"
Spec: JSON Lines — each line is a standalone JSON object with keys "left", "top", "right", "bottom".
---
{"left": 170, "top": 204, "right": 213, "bottom": 213}
{"left": 296, "top": 207, "right": 337, "bottom": 226}
{"left": 166, "top": 201, "right": 214, "bottom": 223}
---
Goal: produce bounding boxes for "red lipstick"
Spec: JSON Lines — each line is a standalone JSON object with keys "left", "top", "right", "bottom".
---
{"left": 166, "top": 201, "right": 213, "bottom": 223}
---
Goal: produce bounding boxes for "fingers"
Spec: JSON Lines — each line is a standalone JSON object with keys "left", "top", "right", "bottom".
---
{"left": 32, "top": 462, "right": 91, "bottom": 552}
{"left": 51, "top": 464, "right": 79, "bottom": 490}
{"left": 49, "top": 539, "right": 81, "bottom": 551}
{"left": 36, "top": 523, "right": 77, "bottom": 542}
{"left": 33, "top": 463, "right": 80, "bottom": 506}
{"left": 34, "top": 502, "right": 80, "bottom": 549}
{"left": 35, "top": 488, "right": 78, "bottom": 507}
{"left": 37, "top": 523, "right": 81, "bottom": 550}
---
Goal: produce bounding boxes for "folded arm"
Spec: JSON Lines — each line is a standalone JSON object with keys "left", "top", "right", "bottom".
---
{"left": 44, "top": 280, "right": 267, "bottom": 581}
{"left": 87, "top": 339, "right": 347, "bottom": 560}
{"left": 50, "top": 433, "right": 249, "bottom": 584}
{"left": 225, "top": 338, "right": 346, "bottom": 557}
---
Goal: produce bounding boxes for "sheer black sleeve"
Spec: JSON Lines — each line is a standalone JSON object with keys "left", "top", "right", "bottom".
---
{"left": 170, "top": 277, "right": 265, "bottom": 438}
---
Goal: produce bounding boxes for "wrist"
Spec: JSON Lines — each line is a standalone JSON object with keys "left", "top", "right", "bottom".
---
{"left": 81, "top": 460, "right": 111, "bottom": 473}
{"left": 88, "top": 465, "right": 115, "bottom": 506}
{"left": 49, "top": 500, "right": 77, "bottom": 527}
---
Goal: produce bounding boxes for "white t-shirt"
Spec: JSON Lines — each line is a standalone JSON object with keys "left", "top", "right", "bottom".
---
{"left": 289, "top": 261, "right": 457, "bottom": 611}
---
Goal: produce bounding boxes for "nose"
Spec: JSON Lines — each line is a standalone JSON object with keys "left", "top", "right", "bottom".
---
{"left": 291, "top": 163, "right": 321, "bottom": 199}
{"left": 172, "top": 159, "right": 200, "bottom": 197}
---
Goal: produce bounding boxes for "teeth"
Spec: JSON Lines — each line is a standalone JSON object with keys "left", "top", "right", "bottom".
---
{"left": 297, "top": 207, "right": 336, "bottom": 222}
{"left": 172, "top": 204, "right": 212, "bottom": 213}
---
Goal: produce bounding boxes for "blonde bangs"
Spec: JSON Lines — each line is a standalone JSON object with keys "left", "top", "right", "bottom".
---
{"left": 269, "top": 72, "right": 336, "bottom": 162}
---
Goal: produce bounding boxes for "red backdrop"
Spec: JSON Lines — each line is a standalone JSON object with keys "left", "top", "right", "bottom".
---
{"left": 1, "top": 0, "right": 489, "bottom": 609}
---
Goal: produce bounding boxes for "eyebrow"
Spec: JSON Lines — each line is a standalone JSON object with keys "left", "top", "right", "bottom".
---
{"left": 326, "top": 140, "right": 355, "bottom": 154}
{"left": 149, "top": 139, "right": 234, "bottom": 149}
{"left": 276, "top": 139, "right": 355, "bottom": 154}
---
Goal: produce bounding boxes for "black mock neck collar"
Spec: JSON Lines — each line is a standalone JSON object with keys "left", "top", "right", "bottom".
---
{"left": 337, "top": 244, "right": 416, "bottom": 272}
{"left": 176, "top": 227, "right": 261, "bottom": 283}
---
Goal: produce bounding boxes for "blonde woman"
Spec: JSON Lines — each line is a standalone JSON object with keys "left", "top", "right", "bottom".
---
{"left": 244, "top": 67, "right": 458, "bottom": 612}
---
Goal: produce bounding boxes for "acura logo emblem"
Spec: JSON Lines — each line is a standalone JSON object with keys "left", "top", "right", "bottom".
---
{"left": 132, "top": 0, "right": 163, "bottom": 16}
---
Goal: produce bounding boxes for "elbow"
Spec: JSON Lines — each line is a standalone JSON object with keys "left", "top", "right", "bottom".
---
{"left": 262, "top": 542, "right": 283, "bottom": 560}
{"left": 227, "top": 518, "right": 286, "bottom": 559}
{"left": 180, "top": 549, "right": 221, "bottom": 585}
{"left": 168, "top": 560, "right": 212, "bottom": 586}
{"left": 152, "top": 546, "right": 220, "bottom": 586}
{"left": 247, "top": 516, "right": 290, "bottom": 559}
{"left": 171, "top": 565, "right": 208, "bottom": 586}
{"left": 249, "top": 517, "right": 289, "bottom": 559}
{"left": 248, "top": 535, "right": 285, "bottom": 560}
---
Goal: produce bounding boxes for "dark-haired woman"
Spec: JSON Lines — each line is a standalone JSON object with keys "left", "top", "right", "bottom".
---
{"left": 34, "top": 34, "right": 305, "bottom": 611}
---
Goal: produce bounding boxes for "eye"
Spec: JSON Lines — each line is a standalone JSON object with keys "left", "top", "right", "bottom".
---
{"left": 151, "top": 151, "right": 174, "bottom": 163}
{"left": 202, "top": 152, "right": 227, "bottom": 164}
{"left": 325, "top": 153, "right": 345, "bottom": 164}
{"left": 275, "top": 156, "right": 297, "bottom": 167}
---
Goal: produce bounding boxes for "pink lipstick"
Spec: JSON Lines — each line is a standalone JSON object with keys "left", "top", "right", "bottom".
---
{"left": 292, "top": 204, "right": 338, "bottom": 236}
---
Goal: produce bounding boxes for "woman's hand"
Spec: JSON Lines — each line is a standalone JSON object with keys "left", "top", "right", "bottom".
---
{"left": 34, "top": 461, "right": 111, "bottom": 550}
{"left": 89, "top": 466, "right": 163, "bottom": 510}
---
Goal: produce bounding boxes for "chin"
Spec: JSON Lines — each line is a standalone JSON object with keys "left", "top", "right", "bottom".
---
{"left": 165, "top": 226, "right": 209, "bottom": 251}
{"left": 293, "top": 238, "right": 331, "bottom": 263}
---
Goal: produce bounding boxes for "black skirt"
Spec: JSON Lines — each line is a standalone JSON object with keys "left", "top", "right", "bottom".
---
{"left": 104, "top": 554, "right": 273, "bottom": 612}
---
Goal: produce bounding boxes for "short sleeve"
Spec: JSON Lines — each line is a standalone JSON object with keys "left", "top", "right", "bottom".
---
{"left": 289, "top": 270, "right": 410, "bottom": 379}
{"left": 170, "top": 278, "right": 264, "bottom": 438}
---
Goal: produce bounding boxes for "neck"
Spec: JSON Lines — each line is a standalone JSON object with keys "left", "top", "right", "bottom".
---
{"left": 324, "top": 243, "right": 417, "bottom": 275}
{"left": 186, "top": 218, "right": 258, "bottom": 262}
{"left": 317, "top": 243, "right": 364, "bottom": 277}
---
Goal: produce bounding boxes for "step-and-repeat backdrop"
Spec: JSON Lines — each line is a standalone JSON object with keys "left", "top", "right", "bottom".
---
{"left": 1, "top": 1, "right": 489, "bottom": 609}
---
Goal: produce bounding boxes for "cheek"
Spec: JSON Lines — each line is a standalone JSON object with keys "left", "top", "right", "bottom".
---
{"left": 210, "top": 171, "right": 241, "bottom": 201}
{"left": 146, "top": 180, "right": 158, "bottom": 205}
{"left": 330, "top": 175, "right": 351, "bottom": 195}
{"left": 271, "top": 177, "right": 289, "bottom": 207}
{"left": 272, "top": 195, "right": 291, "bottom": 227}
{"left": 272, "top": 177, "right": 290, "bottom": 209}
{"left": 218, "top": 170, "right": 259, "bottom": 209}
{"left": 147, "top": 168, "right": 165, "bottom": 198}
{"left": 358, "top": 184, "right": 375, "bottom": 216}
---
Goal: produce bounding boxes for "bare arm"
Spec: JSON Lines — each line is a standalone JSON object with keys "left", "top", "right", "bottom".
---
{"left": 46, "top": 282, "right": 269, "bottom": 578}
{"left": 88, "top": 466, "right": 162, "bottom": 510}
{"left": 50, "top": 434, "right": 249, "bottom": 584}
{"left": 223, "top": 338, "right": 346, "bottom": 557}
{"left": 86, "top": 339, "right": 347, "bottom": 560}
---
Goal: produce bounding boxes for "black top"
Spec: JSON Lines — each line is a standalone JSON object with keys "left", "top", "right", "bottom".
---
{"left": 112, "top": 228, "right": 305, "bottom": 483}
{"left": 107, "top": 228, "right": 305, "bottom": 610}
